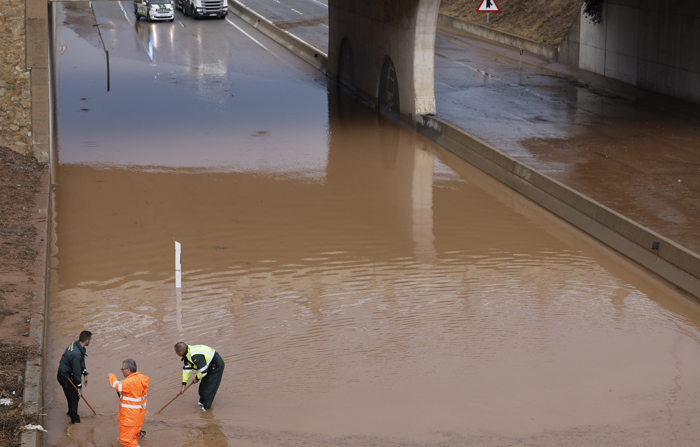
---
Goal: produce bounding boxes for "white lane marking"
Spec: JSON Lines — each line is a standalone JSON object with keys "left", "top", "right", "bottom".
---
{"left": 321, "top": 24, "right": 328, "bottom": 28}
{"left": 117, "top": 1, "right": 155, "bottom": 62}
{"left": 435, "top": 80, "right": 456, "bottom": 90}
{"left": 225, "top": 18, "right": 276, "bottom": 55}
{"left": 305, "top": 0, "right": 328, "bottom": 7}
{"left": 225, "top": 17, "right": 304, "bottom": 69}
{"left": 117, "top": 1, "right": 134, "bottom": 25}
{"left": 435, "top": 51, "right": 576, "bottom": 107}
{"left": 291, "top": 8, "right": 302, "bottom": 14}
{"left": 177, "top": 18, "right": 186, "bottom": 27}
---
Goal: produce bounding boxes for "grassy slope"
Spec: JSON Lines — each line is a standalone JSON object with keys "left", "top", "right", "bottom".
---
{"left": 439, "top": 0, "right": 585, "bottom": 45}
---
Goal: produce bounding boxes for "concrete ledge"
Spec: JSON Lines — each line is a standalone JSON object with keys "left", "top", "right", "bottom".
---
{"left": 228, "top": 0, "right": 327, "bottom": 73}
{"left": 417, "top": 114, "right": 700, "bottom": 301}
{"left": 22, "top": 358, "right": 42, "bottom": 414}
{"left": 437, "top": 13, "right": 558, "bottom": 61}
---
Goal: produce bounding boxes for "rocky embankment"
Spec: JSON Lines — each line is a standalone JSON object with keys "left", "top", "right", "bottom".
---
{"left": 0, "top": 0, "right": 32, "bottom": 155}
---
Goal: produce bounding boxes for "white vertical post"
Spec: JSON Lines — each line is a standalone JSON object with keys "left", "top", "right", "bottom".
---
{"left": 175, "top": 241, "right": 182, "bottom": 288}
{"left": 175, "top": 288, "right": 183, "bottom": 332}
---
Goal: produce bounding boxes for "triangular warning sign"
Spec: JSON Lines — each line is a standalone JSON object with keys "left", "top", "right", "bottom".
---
{"left": 477, "top": 0, "right": 500, "bottom": 12}
{"left": 60, "top": 45, "right": 67, "bottom": 55}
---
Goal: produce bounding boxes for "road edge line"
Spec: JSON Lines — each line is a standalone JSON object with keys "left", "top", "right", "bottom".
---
{"left": 228, "top": 0, "right": 327, "bottom": 73}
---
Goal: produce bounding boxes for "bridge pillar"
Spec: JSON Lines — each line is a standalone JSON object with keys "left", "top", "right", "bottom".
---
{"left": 327, "top": 0, "right": 441, "bottom": 125}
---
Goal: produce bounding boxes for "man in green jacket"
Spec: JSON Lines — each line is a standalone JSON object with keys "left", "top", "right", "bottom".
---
{"left": 174, "top": 342, "right": 225, "bottom": 411}
{"left": 57, "top": 330, "right": 92, "bottom": 423}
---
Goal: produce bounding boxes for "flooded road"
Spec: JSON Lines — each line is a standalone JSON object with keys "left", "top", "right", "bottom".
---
{"left": 46, "top": 2, "right": 700, "bottom": 446}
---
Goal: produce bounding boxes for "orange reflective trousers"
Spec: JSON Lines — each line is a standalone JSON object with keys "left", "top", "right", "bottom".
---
{"left": 108, "top": 372, "right": 150, "bottom": 447}
{"left": 118, "top": 425, "right": 141, "bottom": 447}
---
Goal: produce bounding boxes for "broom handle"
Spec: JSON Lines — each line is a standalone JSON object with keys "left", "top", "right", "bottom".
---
{"left": 156, "top": 381, "right": 195, "bottom": 414}
{"left": 67, "top": 377, "right": 97, "bottom": 415}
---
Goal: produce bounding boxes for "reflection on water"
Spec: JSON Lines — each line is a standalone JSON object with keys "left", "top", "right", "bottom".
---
{"left": 47, "top": 2, "right": 700, "bottom": 447}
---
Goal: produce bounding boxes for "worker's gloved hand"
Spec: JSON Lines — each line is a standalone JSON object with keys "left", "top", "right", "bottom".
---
{"left": 193, "top": 378, "right": 200, "bottom": 384}
{"left": 78, "top": 388, "right": 82, "bottom": 398}
{"left": 83, "top": 376, "right": 89, "bottom": 387}
{"left": 179, "top": 384, "right": 186, "bottom": 395}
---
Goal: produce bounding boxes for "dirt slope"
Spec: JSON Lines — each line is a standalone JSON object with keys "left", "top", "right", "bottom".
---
{"left": 439, "top": 0, "right": 584, "bottom": 45}
{"left": 0, "top": 146, "right": 45, "bottom": 446}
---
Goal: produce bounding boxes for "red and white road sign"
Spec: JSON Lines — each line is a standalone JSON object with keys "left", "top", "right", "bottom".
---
{"left": 60, "top": 45, "right": 67, "bottom": 55}
{"left": 477, "top": 0, "right": 500, "bottom": 12}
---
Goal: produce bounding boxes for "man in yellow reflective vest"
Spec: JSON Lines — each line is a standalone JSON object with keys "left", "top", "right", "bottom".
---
{"left": 174, "top": 342, "right": 225, "bottom": 411}
{"left": 108, "top": 359, "right": 150, "bottom": 447}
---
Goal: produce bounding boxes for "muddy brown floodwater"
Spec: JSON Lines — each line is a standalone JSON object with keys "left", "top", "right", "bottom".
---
{"left": 44, "top": 2, "right": 700, "bottom": 447}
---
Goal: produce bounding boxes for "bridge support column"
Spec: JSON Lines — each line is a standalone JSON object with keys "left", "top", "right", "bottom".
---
{"left": 327, "top": 0, "right": 440, "bottom": 125}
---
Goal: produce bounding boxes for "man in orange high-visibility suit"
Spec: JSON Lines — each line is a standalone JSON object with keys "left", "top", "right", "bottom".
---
{"left": 108, "top": 359, "right": 149, "bottom": 447}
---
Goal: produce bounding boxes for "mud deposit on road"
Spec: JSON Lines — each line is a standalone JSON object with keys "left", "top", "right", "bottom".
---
{"left": 520, "top": 106, "right": 700, "bottom": 255}
{"left": 45, "top": 2, "right": 700, "bottom": 446}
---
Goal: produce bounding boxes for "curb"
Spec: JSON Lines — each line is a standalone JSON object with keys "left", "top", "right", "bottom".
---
{"left": 437, "top": 13, "right": 559, "bottom": 61}
{"left": 19, "top": 169, "right": 50, "bottom": 447}
{"left": 21, "top": 4, "right": 56, "bottom": 446}
{"left": 417, "top": 114, "right": 700, "bottom": 301}
{"left": 20, "top": 177, "right": 49, "bottom": 447}
{"left": 228, "top": 0, "right": 327, "bottom": 72}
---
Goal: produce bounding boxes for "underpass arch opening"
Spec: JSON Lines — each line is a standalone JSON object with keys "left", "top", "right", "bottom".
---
{"left": 378, "top": 56, "right": 400, "bottom": 116}
{"left": 337, "top": 38, "right": 356, "bottom": 93}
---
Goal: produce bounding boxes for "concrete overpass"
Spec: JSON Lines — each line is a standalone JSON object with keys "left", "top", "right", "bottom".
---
{"left": 327, "top": 0, "right": 441, "bottom": 122}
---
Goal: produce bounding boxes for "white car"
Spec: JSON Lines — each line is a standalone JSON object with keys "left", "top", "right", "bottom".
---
{"left": 134, "top": 0, "right": 175, "bottom": 22}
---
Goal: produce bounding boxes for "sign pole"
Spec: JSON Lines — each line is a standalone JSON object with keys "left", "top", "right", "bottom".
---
{"left": 487, "top": 12, "right": 489, "bottom": 24}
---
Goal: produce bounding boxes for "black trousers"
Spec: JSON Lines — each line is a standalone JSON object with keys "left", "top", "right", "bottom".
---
{"left": 198, "top": 353, "right": 224, "bottom": 410}
{"left": 57, "top": 372, "right": 80, "bottom": 423}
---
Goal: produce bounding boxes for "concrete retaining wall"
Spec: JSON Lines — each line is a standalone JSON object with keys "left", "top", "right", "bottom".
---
{"left": 559, "top": 0, "right": 700, "bottom": 104}
{"left": 228, "top": 0, "right": 327, "bottom": 72}
{"left": 416, "top": 114, "right": 700, "bottom": 301}
{"left": 437, "top": 13, "right": 559, "bottom": 61}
